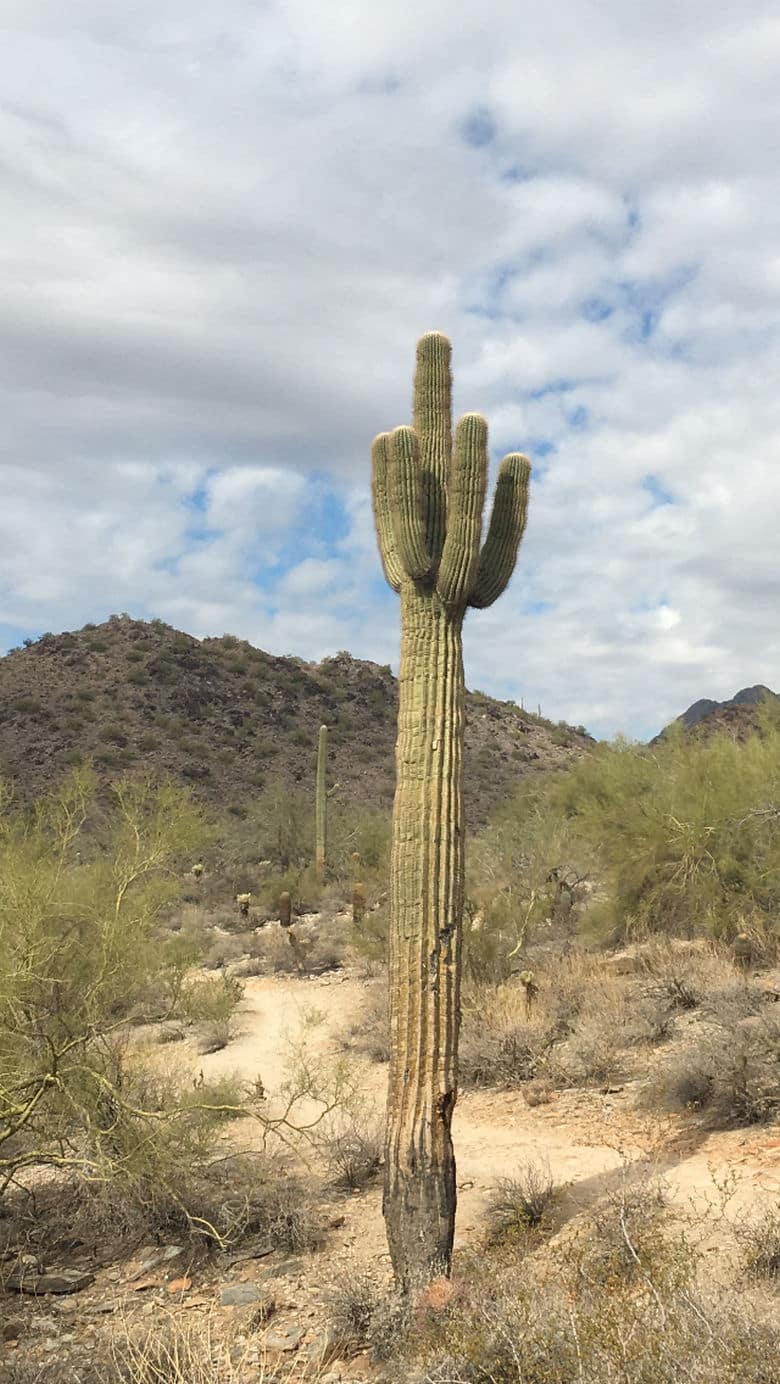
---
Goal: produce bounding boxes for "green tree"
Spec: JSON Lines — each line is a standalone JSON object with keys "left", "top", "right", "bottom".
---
{"left": 0, "top": 769, "right": 217, "bottom": 1199}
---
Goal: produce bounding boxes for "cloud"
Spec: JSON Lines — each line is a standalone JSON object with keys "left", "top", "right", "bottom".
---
{"left": 1, "top": 1, "right": 779, "bottom": 740}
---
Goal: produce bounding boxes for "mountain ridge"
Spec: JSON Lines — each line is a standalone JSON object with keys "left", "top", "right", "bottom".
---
{"left": 0, "top": 615, "right": 593, "bottom": 824}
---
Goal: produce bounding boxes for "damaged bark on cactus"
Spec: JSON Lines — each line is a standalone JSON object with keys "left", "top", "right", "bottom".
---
{"left": 372, "top": 332, "right": 530, "bottom": 1290}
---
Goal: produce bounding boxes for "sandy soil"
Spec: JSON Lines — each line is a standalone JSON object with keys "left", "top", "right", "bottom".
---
{"left": 196, "top": 969, "right": 780, "bottom": 1265}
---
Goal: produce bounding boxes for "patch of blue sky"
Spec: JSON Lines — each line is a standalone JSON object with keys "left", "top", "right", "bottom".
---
{"left": 529, "top": 378, "right": 576, "bottom": 401}
{"left": 617, "top": 265, "right": 698, "bottom": 345}
{"left": 461, "top": 248, "right": 553, "bottom": 321}
{"left": 500, "top": 162, "right": 533, "bottom": 183}
{"left": 461, "top": 263, "right": 519, "bottom": 321}
{"left": 567, "top": 405, "right": 589, "bottom": 429}
{"left": 581, "top": 296, "right": 615, "bottom": 323}
{"left": 642, "top": 474, "right": 675, "bottom": 507}
{"left": 182, "top": 471, "right": 220, "bottom": 544}
{"left": 460, "top": 105, "right": 497, "bottom": 148}
{"left": 0, "top": 621, "right": 38, "bottom": 653}
{"left": 244, "top": 480, "right": 353, "bottom": 591}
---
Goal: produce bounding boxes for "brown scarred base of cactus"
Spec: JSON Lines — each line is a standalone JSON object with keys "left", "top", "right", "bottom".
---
{"left": 383, "top": 1096, "right": 457, "bottom": 1290}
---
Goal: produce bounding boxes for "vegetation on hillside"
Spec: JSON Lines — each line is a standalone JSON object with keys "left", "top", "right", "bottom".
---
{"left": 0, "top": 616, "right": 590, "bottom": 832}
{"left": 468, "top": 700, "right": 780, "bottom": 963}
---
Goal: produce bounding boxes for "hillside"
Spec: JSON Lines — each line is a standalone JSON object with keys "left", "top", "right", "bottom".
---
{"left": 0, "top": 616, "right": 592, "bottom": 825}
{"left": 654, "top": 684, "right": 779, "bottom": 743}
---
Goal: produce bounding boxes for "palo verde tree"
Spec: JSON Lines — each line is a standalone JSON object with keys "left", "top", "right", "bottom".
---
{"left": 372, "top": 332, "right": 530, "bottom": 1287}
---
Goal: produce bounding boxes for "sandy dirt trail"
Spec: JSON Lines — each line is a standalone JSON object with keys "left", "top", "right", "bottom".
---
{"left": 193, "top": 970, "right": 780, "bottom": 1273}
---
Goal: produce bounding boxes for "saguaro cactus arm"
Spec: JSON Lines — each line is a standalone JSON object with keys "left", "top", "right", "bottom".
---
{"left": 387, "top": 427, "right": 432, "bottom": 580}
{"left": 372, "top": 433, "right": 405, "bottom": 593}
{"left": 437, "top": 414, "right": 489, "bottom": 606}
{"left": 468, "top": 452, "right": 531, "bottom": 609}
{"left": 413, "top": 331, "right": 452, "bottom": 564}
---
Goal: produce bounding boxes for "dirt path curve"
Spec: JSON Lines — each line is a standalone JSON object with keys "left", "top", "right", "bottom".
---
{"left": 193, "top": 969, "right": 780, "bottom": 1276}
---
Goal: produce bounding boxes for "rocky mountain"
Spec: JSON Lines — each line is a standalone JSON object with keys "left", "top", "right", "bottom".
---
{"left": 0, "top": 616, "right": 593, "bottom": 826}
{"left": 654, "top": 684, "right": 779, "bottom": 742}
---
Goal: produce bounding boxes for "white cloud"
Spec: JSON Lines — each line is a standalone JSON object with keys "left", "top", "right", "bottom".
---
{"left": 1, "top": 1, "right": 779, "bottom": 739}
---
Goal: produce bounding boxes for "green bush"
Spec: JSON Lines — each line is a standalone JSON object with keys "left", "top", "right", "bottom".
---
{"left": 0, "top": 769, "right": 230, "bottom": 1208}
{"left": 475, "top": 701, "right": 780, "bottom": 949}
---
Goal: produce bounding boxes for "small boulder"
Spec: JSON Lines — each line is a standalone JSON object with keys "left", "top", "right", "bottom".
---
{"left": 262, "top": 1324, "right": 305, "bottom": 1352}
{"left": 220, "top": 1281, "right": 266, "bottom": 1307}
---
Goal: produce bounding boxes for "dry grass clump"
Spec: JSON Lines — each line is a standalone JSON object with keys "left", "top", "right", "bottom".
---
{"left": 1, "top": 1134, "right": 322, "bottom": 1265}
{"left": 458, "top": 943, "right": 778, "bottom": 1117}
{"left": 316, "top": 1109, "right": 384, "bottom": 1191}
{"left": 107, "top": 1312, "right": 305, "bottom": 1383}
{"left": 393, "top": 1181, "right": 780, "bottom": 1384}
{"left": 241, "top": 919, "right": 347, "bottom": 976}
{"left": 638, "top": 938, "right": 753, "bottom": 1012}
{"left": 645, "top": 1009, "right": 780, "bottom": 1126}
{"left": 485, "top": 1160, "right": 557, "bottom": 1244}
{"left": 737, "top": 1205, "right": 780, "bottom": 1282}
{"left": 339, "top": 980, "right": 391, "bottom": 1063}
{"left": 458, "top": 983, "right": 555, "bottom": 1088}
{"left": 324, "top": 1262, "right": 386, "bottom": 1352}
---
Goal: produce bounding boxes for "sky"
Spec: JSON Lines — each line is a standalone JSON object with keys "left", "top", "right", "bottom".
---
{"left": 1, "top": 1, "right": 779, "bottom": 740}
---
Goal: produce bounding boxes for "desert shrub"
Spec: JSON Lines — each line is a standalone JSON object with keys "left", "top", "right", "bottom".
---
{"left": 184, "top": 970, "right": 245, "bottom": 1019}
{"left": 12, "top": 696, "right": 40, "bottom": 714}
{"left": 245, "top": 919, "right": 347, "bottom": 977}
{"left": 646, "top": 1010, "right": 780, "bottom": 1126}
{"left": 315, "top": 1102, "right": 384, "bottom": 1190}
{"left": 203, "top": 933, "right": 249, "bottom": 970}
{"left": 474, "top": 702, "right": 780, "bottom": 948}
{"left": 399, "top": 1171, "right": 780, "bottom": 1384}
{"left": 465, "top": 781, "right": 578, "bottom": 980}
{"left": 196, "top": 1017, "right": 236, "bottom": 1054}
{"left": 485, "top": 1160, "right": 556, "bottom": 1243}
{"left": 340, "top": 982, "right": 390, "bottom": 1063}
{"left": 98, "top": 723, "right": 128, "bottom": 745}
{"left": 325, "top": 1263, "right": 385, "bottom": 1352}
{"left": 549, "top": 1010, "right": 625, "bottom": 1087}
{"left": 459, "top": 985, "right": 555, "bottom": 1088}
{"left": 0, "top": 769, "right": 233, "bottom": 1203}
{"left": 551, "top": 706, "right": 780, "bottom": 943}
{"left": 737, "top": 1205, "right": 780, "bottom": 1281}
{"left": 572, "top": 1168, "right": 673, "bottom": 1288}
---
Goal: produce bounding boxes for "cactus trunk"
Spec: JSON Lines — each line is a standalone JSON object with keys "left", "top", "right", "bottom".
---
{"left": 384, "top": 585, "right": 464, "bottom": 1285}
{"left": 372, "top": 333, "right": 530, "bottom": 1290}
{"left": 315, "top": 724, "right": 328, "bottom": 880}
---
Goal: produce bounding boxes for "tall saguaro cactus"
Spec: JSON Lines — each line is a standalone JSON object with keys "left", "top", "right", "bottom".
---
{"left": 372, "top": 333, "right": 530, "bottom": 1288}
{"left": 315, "top": 724, "right": 328, "bottom": 880}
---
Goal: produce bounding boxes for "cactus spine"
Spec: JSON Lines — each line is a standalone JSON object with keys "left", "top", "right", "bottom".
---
{"left": 315, "top": 724, "right": 328, "bottom": 880}
{"left": 372, "top": 332, "right": 530, "bottom": 1288}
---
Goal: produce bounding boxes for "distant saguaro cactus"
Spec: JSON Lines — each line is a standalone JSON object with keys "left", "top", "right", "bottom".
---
{"left": 315, "top": 725, "right": 328, "bottom": 880}
{"left": 352, "top": 881, "right": 367, "bottom": 928}
{"left": 236, "top": 892, "right": 251, "bottom": 918}
{"left": 373, "top": 332, "right": 530, "bottom": 1288}
{"left": 279, "top": 891, "right": 292, "bottom": 929}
